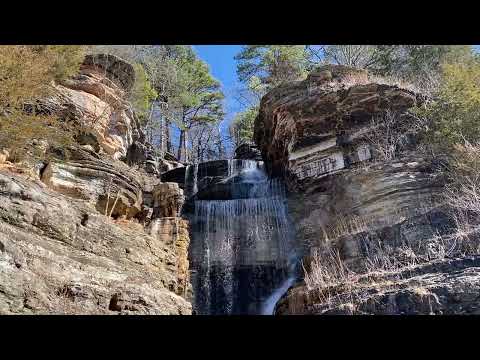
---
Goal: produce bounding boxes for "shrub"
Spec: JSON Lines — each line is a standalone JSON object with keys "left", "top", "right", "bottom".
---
{"left": 414, "top": 60, "right": 480, "bottom": 151}
{"left": 41, "top": 45, "right": 87, "bottom": 82}
{"left": 0, "top": 46, "right": 86, "bottom": 161}
{"left": 0, "top": 46, "right": 52, "bottom": 109}
{"left": 0, "top": 113, "right": 75, "bottom": 162}
{"left": 444, "top": 141, "right": 480, "bottom": 242}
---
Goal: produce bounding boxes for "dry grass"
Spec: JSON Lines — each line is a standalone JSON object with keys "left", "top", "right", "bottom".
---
{"left": 304, "top": 248, "right": 353, "bottom": 291}
{"left": 303, "top": 248, "right": 357, "bottom": 305}
{"left": 362, "top": 110, "right": 426, "bottom": 162}
{"left": 332, "top": 71, "right": 425, "bottom": 95}
{"left": 302, "top": 246, "right": 404, "bottom": 310}
{"left": 323, "top": 215, "right": 370, "bottom": 241}
{"left": 303, "top": 202, "right": 480, "bottom": 312}
{"left": 442, "top": 140, "right": 480, "bottom": 255}
{"left": 302, "top": 140, "right": 480, "bottom": 313}
{"left": 368, "top": 74, "right": 421, "bottom": 93}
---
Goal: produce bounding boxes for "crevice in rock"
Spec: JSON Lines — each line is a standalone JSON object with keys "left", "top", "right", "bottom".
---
{"left": 108, "top": 293, "right": 122, "bottom": 311}
{"left": 38, "top": 161, "right": 49, "bottom": 179}
{"left": 80, "top": 214, "right": 89, "bottom": 227}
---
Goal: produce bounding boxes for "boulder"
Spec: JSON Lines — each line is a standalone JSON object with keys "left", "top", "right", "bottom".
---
{"left": 234, "top": 143, "right": 262, "bottom": 161}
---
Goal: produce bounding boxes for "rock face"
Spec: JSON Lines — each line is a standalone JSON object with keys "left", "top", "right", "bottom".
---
{"left": 255, "top": 64, "right": 436, "bottom": 255}
{"left": 254, "top": 64, "right": 420, "bottom": 179}
{"left": 0, "top": 54, "right": 192, "bottom": 314}
{"left": 0, "top": 170, "right": 191, "bottom": 314}
{"left": 254, "top": 64, "right": 474, "bottom": 315}
{"left": 126, "top": 142, "right": 183, "bottom": 176}
{"left": 41, "top": 147, "right": 148, "bottom": 219}
{"left": 152, "top": 183, "right": 185, "bottom": 218}
{"left": 40, "top": 54, "right": 138, "bottom": 161}
{"left": 287, "top": 155, "right": 448, "bottom": 261}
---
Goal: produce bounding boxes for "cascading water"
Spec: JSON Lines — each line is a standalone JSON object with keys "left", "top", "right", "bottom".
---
{"left": 192, "top": 163, "right": 198, "bottom": 195}
{"left": 184, "top": 163, "right": 199, "bottom": 198}
{"left": 190, "top": 159, "right": 298, "bottom": 315}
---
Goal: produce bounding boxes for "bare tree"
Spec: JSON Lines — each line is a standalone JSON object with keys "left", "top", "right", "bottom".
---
{"left": 189, "top": 123, "right": 226, "bottom": 163}
{"left": 323, "top": 45, "right": 386, "bottom": 69}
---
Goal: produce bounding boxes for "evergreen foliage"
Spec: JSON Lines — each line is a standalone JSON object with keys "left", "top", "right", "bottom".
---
{"left": 229, "top": 106, "right": 258, "bottom": 147}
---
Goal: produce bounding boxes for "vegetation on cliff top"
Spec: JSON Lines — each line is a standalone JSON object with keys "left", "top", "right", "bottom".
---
{"left": 2, "top": 44, "right": 480, "bottom": 166}
{"left": 231, "top": 45, "right": 476, "bottom": 146}
{"left": 0, "top": 45, "right": 87, "bottom": 161}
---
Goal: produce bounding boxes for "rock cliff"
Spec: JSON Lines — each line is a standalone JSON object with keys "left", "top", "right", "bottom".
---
{"left": 0, "top": 54, "right": 191, "bottom": 314}
{"left": 254, "top": 64, "right": 479, "bottom": 315}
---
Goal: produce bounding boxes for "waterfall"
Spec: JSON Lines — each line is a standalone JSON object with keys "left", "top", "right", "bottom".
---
{"left": 184, "top": 163, "right": 199, "bottom": 198}
{"left": 184, "top": 164, "right": 191, "bottom": 198}
{"left": 260, "top": 275, "right": 295, "bottom": 315}
{"left": 191, "top": 159, "right": 296, "bottom": 314}
{"left": 193, "top": 163, "right": 198, "bottom": 195}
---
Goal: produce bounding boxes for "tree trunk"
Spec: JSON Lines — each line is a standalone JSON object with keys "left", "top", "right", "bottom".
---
{"left": 165, "top": 119, "right": 172, "bottom": 154}
{"left": 217, "top": 130, "right": 226, "bottom": 159}
{"left": 178, "top": 129, "right": 188, "bottom": 163}
{"left": 159, "top": 115, "right": 165, "bottom": 156}
{"left": 146, "top": 102, "right": 156, "bottom": 145}
{"left": 197, "top": 138, "right": 202, "bottom": 162}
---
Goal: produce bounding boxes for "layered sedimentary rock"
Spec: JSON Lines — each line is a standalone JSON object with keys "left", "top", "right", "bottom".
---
{"left": 287, "top": 155, "right": 448, "bottom": 261}
{"left": 0, "top": 54, "right": 192, "bottom": 314}
{"left": 41, "top": 147, "right": 148, "bottom": 219}
{"left": 33, "top": 53, "right": 179, "bottom": 178}
{"left": 0, "top": 170, "right": 190, "bottom": 314}
{"left": 40, "top": 54, "right": 139, "bottom": 161}
{"left": 255, "top": 65, "right": 437, "bottom": 254}
{"left": 255, "top": 64, "right": 420, "bottom": 180}
{"left": 254, "top": 64, "right": 469, "bottom": 314}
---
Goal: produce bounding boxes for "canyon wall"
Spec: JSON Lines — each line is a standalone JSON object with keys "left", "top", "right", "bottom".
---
{"left": 254, "top": 65, "right": 480, "bottom": 314}
{"left": 0, "top": 54, "right": 191, "bottom": 314}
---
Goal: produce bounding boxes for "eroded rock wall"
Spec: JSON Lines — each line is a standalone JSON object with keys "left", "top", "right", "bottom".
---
{"left": 0, "top": 54, "right": 192, "bottom": 314}
{"left": 254, "top": 65, "right": 469, "bottom": 314}
{"left": 0, "top": 171, "right": 191, "bottom": 314}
